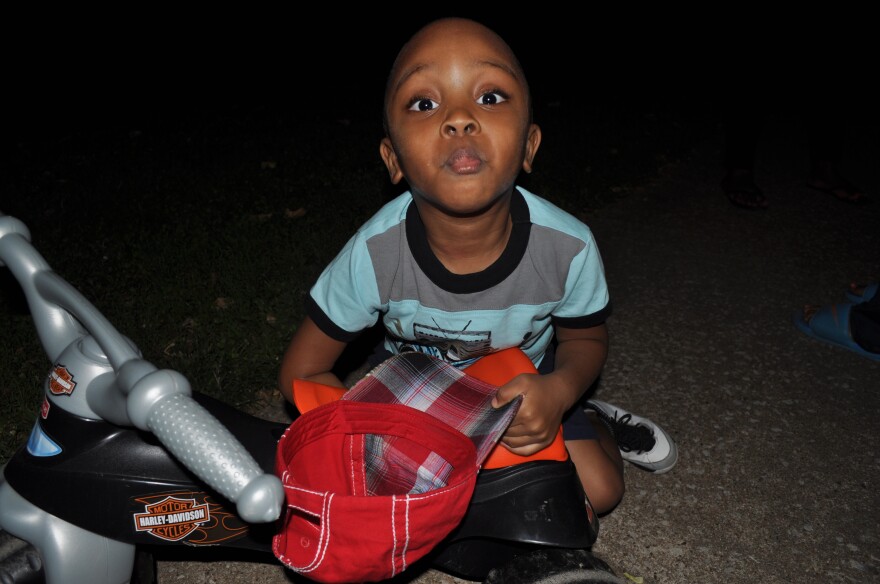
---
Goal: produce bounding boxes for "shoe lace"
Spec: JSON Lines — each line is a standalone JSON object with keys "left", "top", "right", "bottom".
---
{"left": 598, "top": 411, "right": 656, "bottom": 454}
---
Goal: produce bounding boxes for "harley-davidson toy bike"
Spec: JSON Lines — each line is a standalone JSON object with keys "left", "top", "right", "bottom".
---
{"left": 0, "top": 213, "right": 623, "bottom": 583}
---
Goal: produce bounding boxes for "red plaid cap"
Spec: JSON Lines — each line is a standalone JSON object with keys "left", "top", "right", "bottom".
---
{"left": 273, "top": 351, "right": 523, "bottom": 582}
{"left": 274, "top": 399, "right": 481, "bottom": 582}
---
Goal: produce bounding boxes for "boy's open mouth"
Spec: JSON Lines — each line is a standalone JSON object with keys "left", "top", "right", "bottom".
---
{"left": 446, "top": 148, "right": 483, "bottom": 174}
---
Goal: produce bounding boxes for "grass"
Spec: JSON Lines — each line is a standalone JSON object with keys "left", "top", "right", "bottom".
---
{"left": 0, "top": 99, "right": 719, "bottom": 464}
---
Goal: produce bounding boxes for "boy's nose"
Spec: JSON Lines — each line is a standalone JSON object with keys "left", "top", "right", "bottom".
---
{"left": 442, "top": 108, "right": 480, "bottom": 137}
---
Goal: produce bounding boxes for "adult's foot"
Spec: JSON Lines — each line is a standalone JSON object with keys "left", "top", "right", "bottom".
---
{"left": 845, "top": 281, "right": 878, "bottom": 303}
{"left": 793, "top": 303, "right": 880, "bottom": 361}
{"left": 806, "top": 163, "right": 869, "bottom": 204}
{"left": 800, "top": 304, "right": 821, "bottom": 323}
{"left": 722, "top": 169, "right": 769, "bottom": 209}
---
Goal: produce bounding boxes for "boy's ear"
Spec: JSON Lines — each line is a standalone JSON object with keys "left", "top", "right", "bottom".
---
{"left": 521, "top": 124, "right": 542, "bottom": 174}
{"left": 380, "top": 138, "right": 405, "bottom": 184}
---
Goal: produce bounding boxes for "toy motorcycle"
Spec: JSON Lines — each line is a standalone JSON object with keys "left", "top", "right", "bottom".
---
{"left": 0, "top": 213, "right": 623, "bottom": 584}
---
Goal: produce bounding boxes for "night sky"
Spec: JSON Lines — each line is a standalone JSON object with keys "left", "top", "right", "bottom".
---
{"left": 1, "top": 15, "right": 729, "bottom": 136}
{"left": 6, "top": 11, "right": 872, "bottom": 146}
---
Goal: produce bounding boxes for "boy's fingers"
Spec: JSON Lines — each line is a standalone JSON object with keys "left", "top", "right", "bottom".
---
{"left": 491, "top": 386, "right": 522, "bottom": 408}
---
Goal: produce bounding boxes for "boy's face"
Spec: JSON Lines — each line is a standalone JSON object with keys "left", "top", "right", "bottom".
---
{"left": 380, "top": 18, "right": 541, "bottom": 216}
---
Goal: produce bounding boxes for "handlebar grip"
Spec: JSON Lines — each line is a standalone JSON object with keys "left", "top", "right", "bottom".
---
{"left": 147, "top": 392, "right": 284, "bottom": 523}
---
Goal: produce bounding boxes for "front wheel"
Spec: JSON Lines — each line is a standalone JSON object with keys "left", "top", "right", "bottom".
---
{"left": 483, "top": 548, "right": 626, "bottom": 584}
{"left": 0, "top": 529, "right": 43, "bottom": 583}
{"left": 130, "top": 549, "right": 156, "bottom": 584}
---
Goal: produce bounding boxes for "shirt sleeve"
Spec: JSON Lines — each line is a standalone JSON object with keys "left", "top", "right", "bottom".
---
{"left": 308, "top": 231, "right": 383, "bottom": 341}
{"left": 551, "top": 230, "right": 611, "bottom": 328}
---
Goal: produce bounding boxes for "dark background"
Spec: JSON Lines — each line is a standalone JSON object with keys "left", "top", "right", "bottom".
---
{"left": 7, "top": 10, "right": 871, "bottom": 145}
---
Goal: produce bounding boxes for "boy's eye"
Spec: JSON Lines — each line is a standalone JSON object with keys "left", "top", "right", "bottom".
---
{"left": 408, "top": 97, "right": 439, "bottom": 112}
{"left": 477, "top": 91, "right": 508, "bottom": 105}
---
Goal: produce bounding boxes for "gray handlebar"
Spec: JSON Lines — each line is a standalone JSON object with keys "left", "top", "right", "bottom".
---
{"left": 144, "top": 390, "right": 283, "bottom": 523}
{"left": 124, "top": 367, "right": 283, "bottom": 523}
{"left": 0, "top": 213, "right": 283, "bottom": 523}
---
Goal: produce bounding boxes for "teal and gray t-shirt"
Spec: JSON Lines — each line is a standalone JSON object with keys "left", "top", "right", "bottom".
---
{"left": 308, "top": 186, "right": 611, "bottom": 369}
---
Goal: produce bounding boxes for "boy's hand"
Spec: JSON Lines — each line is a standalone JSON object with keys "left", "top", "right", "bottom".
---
{"left": 490, "top": 324, "right": 608, "bottom": 455}
{"left": 492, "top": 373, "right": 568, "bottom": 456}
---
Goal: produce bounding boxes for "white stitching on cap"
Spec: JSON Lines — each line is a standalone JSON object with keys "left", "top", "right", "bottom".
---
{"left": 295, "top": 494, "right": 332, "bottom": 572}
{"left": 283, "top": 485, "right": 326, "bottom": 519}
{"left": 286, "top": 484, "right": 329, "bottom": 497}
{"left": 390, "top": 495, "right": 398, "bottom": 576}
{"left": 359, "top": 434, "right": 367, "bottom": 494}
{"left": 274, "top": 492, "right": 333, "bottom": 573}
{"left": 349, "top": 435, "right": 357, "bottom": 495}
{"left": 390, "top": 494, "right": 412, "bottom": 576}
{"left": 402, "top": 494, "right": 411, "bottom": 572}
{"left": 301, "top": 492, "right": 333, "bottom": 572}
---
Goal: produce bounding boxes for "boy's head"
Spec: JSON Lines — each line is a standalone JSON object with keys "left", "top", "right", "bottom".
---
{"left": 379, "top": 18, "right": 541, "bottom": 217}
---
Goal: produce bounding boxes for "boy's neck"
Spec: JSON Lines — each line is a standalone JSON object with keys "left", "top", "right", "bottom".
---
{"left": 415, "top": 195, "right": 513, "bottom": 275}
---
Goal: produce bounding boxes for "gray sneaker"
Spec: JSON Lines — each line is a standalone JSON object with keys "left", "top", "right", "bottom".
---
{"left": 585, "top": 400, "right": 678, "bottom": 474}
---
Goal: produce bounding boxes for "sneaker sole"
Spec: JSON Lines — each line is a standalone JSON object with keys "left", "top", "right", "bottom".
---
{"left": 626, "top": 441, "right": 678, "bottom": 474}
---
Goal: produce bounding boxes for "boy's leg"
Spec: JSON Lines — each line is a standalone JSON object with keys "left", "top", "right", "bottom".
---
{"left": 565, "top": 426, "right": 624, "bottom": 516}
{"left": 563, "top": 401, "right": 679, "bottom": 514}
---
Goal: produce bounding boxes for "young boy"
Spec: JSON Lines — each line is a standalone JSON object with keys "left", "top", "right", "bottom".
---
{"left": 278, "top": 17, "right": 676, "bottom": 514}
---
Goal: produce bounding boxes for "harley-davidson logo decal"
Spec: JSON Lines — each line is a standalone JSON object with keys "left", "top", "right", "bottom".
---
{"left": 131, "top": 491, "right": 249, "bottom": 545}
{"left": 48, "top": 365, "right": 76, "bottom": 395}
{"left": 133, "top": 496, "right": 210, "bottom": 541}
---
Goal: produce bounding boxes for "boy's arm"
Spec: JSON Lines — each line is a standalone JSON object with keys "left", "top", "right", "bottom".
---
{"left": 278, "top": 316, "right": 349, "bottom": 403}
{"left": 493, "top": 323, "right": 608, "bottom": 455}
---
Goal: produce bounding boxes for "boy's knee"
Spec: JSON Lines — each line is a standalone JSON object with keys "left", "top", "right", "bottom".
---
{"left": 583, "top": 472, "right": 624, "bottom": 515}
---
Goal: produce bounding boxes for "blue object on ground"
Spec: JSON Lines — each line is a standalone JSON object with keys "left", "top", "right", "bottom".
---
{"left": 792, "top": 303, "right": 880, "bottom": 362}
{"left": 845, "top": 282, "right": 878, "bottom": 304}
